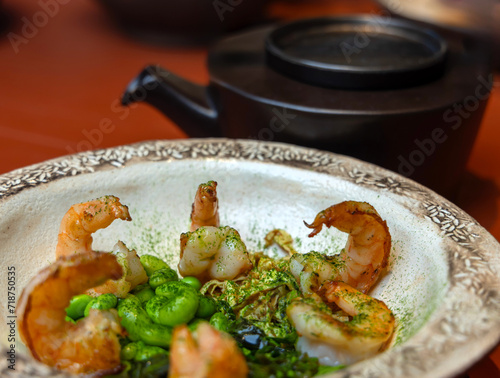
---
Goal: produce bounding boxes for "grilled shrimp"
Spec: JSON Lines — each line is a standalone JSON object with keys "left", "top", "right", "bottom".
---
{"left": 16, "top": 251, "right": 125, "bottom": 375}
{"left": 169, "top": 322, "right": 248, "bottom": 378}
{"left": 287, "top": 281, "right": 395, "bottom": 366}
{"left": 190, "top": 181, "right": 220, "bottom": 231}
{"left": 291, "top": 201, "right": 391, "bottom": 294}
{"left": 56, "top": 195, "right": 131, "bottom": 258}
{"left": 179, "top": 226, "right": 253, "bottom": 284}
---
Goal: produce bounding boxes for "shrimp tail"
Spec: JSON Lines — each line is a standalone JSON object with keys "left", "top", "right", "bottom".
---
{"left": 305, "top": 202, "right": 380, "bottom": 236}
{"left": 303, "top": 211, "right": 329, "bottom": 237}
{"left": 190, "top": 181, "right": 220, "bottom": 231}
{"left": 56, "top": 195, "right": 132, "bottom": 258}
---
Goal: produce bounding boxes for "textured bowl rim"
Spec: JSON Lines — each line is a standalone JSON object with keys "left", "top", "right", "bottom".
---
{"left": 1, "top": 138, "right": 499, "bottom": 378}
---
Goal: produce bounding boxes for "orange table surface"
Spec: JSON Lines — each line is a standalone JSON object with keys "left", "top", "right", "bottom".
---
{"left": 0, "top": 0, "right": 499, "bottom": 376}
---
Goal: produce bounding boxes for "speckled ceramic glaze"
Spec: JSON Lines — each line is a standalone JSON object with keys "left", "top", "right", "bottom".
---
{"left": 0, "top": 139, "right": 499, "bottom": 377}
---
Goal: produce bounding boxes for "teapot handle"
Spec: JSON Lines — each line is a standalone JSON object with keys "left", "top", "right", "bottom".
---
{"left": 121, "top": 65, "right": 220, "bottom": 137}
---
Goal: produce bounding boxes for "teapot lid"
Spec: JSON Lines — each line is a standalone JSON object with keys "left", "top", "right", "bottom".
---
{"left": 207, "top": 15, "right": 485, "bottom": 115}
{"left": 265, "top": 16, "right": 448, "bottom": 90}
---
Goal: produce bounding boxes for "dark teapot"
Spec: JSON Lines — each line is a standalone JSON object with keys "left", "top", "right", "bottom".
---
{"left": 122, "top": 16, "right": 492, "bottom": 197}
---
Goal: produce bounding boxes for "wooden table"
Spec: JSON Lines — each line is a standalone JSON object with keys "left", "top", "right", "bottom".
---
{"left": 1, "top": 0, "right": 499, "bottom": 376}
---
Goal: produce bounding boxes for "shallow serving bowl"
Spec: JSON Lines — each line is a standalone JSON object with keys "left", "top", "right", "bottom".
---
{"left": 0, "top": 139, "right": 499, "bottom": 377}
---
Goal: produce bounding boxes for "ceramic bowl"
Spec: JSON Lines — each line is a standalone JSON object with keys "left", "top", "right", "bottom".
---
{"left": 1, "top": 139, "right": 499, "bottom": 377}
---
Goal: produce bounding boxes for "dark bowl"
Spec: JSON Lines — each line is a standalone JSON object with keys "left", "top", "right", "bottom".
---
{"left": 95, "top": 0, "right": 273, "bottom": 45}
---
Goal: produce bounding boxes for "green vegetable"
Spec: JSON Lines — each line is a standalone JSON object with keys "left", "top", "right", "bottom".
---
{"left": 181, "top": 276, "right": 202, "bottom": 291}
{"left": 149, "top": 268, "right": 178, "bottom": 290}
{"left": 66, "top": 294, "right": 93, "bottom": 320}
{"left": 147, "top": 281, "right": 199, "bottom": 327}
{"left": 117, "top": 295, "right": 173, "bottom": 348}
{"left": 209, "top": 312, "right": 231, "bottom": 333}
{"left": 140, "top": 255, "right": 170, "bottom": 276}
{"left": 132, "top": 283, "right": 150, "bottom": 293}
{"left": 110, "top": 353, "right": 170, "bottom": 378}
{"left": 216, "top": 300, "right": 236, "bottom": 321}
{"left": 196, "top": 296, "right": 217, "bottom": 319}
{"left": 229, "top": 319, "right": 321, "bottom": 378}
{"left": 315, "top": 365, "right": 346, "bottom": 376}
{"left": 121, "top": 342, "right": 138, "bottom": 361}
{"left": 134, "top": 286, "right": 155, "bottom": 305}
{"left": 239, "top": 287, "right": 298, "bottom": 342}
{"left": 121, "top": 360, "right": 132, "bottom": 374}
{"left": 247, "top": 348, "right": 321, "bottom": 378}
{"left": 286, "top": 290, "right": 300, "bottom": 302}
{"left": 202, "top": 255, "right": 298, "bottom": 340}
{"left": 65, "top": 316, "right": 77, "bottom": 324}
{"left": 133, "top": 341, "right": 168, "bottom": 362}
{"left": 84, "top": 293, "right": 118, "bottom": 317}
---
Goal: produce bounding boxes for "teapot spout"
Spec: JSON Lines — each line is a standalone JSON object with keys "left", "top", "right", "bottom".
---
{"left": 122, "top": 65, "right": 220, "bottom": 137}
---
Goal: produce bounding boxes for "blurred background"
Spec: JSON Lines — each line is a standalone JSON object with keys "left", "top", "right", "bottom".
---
{"left": 0, "top": 0, "right": 499, "bottom": 375}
